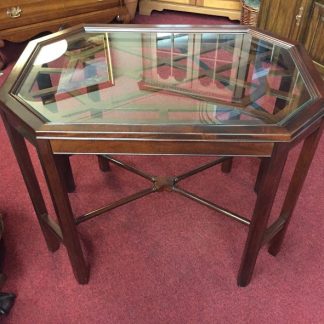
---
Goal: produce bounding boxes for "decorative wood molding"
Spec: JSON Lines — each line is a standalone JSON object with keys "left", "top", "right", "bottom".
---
{"left": 139, "top": 0, "right": 241, "bottom": 20}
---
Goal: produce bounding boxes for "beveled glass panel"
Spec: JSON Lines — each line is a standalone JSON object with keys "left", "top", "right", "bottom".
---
{"left": 15, "top": 30, "right": 312, "bottom": 126}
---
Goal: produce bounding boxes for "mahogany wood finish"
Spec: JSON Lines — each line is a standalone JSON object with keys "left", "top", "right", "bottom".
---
{"left": 268, "top": 121, "right": 324, "bottom": 255}
{"left": 0, "top": 25, "right": 323, "bottom": 286}
{"left": 97, "top": 156, "right": 111, "bottom": 172}
{"left": 221, "top": 158, "right": 233, "bottom": 173}
{"left": 0, "top": 111, "right": 61, "bottom": 253}
{"left": 254, "top": 158, "right": 269, "bottom": 193}
{"left": 237, "top": 143, "right": 289, "bottom": 286}
{"left": 37, "top": 139, "right": 89, "bottom": 284}
{"left": 54, "top": 155, "right": 76, "bottom": 193}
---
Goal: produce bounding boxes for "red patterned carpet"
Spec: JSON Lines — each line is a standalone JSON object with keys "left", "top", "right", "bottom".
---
{"left": 0, "top": 10, "right": 324, "bottom": 324}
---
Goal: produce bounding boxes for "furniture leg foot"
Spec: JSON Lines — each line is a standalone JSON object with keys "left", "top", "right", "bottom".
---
{"left": 73, "top": 264, "right": 90, "bottom": 284}
{"left": 97, "top": 155, "right": 110, "bottom": 172}
{"left": 221, "top": 158, "right": 233, "bottom": 173}
{"left": 42, "top": 225, "right": 61, "bottom": 252}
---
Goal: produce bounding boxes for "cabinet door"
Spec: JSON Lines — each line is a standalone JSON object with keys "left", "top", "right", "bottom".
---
{"left": 0, "top": 1, "right": 64, "bottom": 30}
{"left": 304, "top": 1, "right": 324, "bottom": 71}
{"left": 0, "top": 0, "right": 121, "bottom": 31}
{"left": 257, "top": 0, "right": 312, "bottom": 42}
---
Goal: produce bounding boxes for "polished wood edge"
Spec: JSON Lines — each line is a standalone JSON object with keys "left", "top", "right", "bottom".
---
{"left": 84, "top": 23, "right": 251, "bottom": 33}
{"left": 288, "top": 117, "right": 323, "bottom": 148}
{"left": 248, "top": 26, "right": 299, "bottom": 47}
{"left": 37, "top": 123, "right": 291, "bottom": 141}
{"left": 49, "top": 138, "right": 274, "bottom": 156}
{"left": 0, "top": 105, "right": 38, "bottom": 145}
{"left": 285, "top": 100, "right": 324, "bottom": 140}
{"left": 248, "top": 27, "right": 297, "bottom": 48}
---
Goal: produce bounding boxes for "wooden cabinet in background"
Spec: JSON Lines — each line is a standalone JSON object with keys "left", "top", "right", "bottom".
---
{"left": 257, "top": 0, "right": 324, "bottom": 74}
{"left": 257, "top": 0, "right": 311, "bottom": 42}
{"left": 0, "top": 0, "right": 130, "bottom": 43}
{"left": 304, "top": 1, "right": 324, "bottom": 73}
{"left": 0, "top": 0, "right": 130, "bottom": 69}
{"left": 139, "top": 0, "right": 242, "bottom": 21}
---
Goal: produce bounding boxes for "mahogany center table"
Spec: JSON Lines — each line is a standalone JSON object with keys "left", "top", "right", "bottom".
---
{"left": 0, "top": 25, "right": 323, "bottom": 286}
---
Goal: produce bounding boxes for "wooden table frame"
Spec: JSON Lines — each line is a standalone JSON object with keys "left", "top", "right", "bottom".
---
{"left": 0, "top": 25, "right": 323, "bottom": 287}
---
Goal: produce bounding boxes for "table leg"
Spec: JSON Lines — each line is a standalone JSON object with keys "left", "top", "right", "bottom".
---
{"left": 254, "top": 158, "right": 270, "bottom": 194}
{"left": 54, "top": 155, "right": 76, "bottom": 192}
{"left": 97, "top": 155, "right": 110, "bottom": 172}
{"left": 237, "top": 143, "right": 289, "bottom": 287}
{"left": 221, "top": 158, "right": 233, "bottom": 173}
{"left": 37, "top": 140, "right": 89, "bottom": 284}
{"left": 268, "top": 123, "right": 323, "bottom": 256}
{"left": 1, "top": 115, "right": 60, "bottom": 252}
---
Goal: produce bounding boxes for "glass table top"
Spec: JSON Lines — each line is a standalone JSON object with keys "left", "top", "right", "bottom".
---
{"left": 15, "top": 27, "right": 313, "bottom": 127}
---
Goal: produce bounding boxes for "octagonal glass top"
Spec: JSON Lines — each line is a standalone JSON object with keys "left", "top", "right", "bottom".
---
{"left": 14, "top": 27, "right": 314, "bottom": 127}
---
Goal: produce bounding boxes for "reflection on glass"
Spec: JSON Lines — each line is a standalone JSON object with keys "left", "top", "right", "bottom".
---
{"left": 16, "top": 30, "right": 312, "bottom": 126}
{"left": 156, "top": 33, "right": 189, "bottom": 81}
{"left": 34, "top": 39, "right": 68, "bottom": 66}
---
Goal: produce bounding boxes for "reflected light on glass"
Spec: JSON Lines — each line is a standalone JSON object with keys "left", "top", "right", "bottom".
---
{"left": 157, "top": 33, "right": 182, "bottom": 38}
{"left": 33, "top": 39, "right": 68, "bottom": 66}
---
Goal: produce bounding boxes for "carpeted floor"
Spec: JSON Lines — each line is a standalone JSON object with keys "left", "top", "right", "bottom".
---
{"left": 0, "top": 10, "right": 324, "bottom": 324}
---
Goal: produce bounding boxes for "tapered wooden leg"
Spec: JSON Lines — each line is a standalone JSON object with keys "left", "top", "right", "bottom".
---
{"left": 254, "top": 158, "right": 270, "bottom": 194}
{"left": 97, "top": 155, "right": 110, "bottom": 172}
{"left": 268, "top": 123, "right": 323, "bottom": 256}
{"left": 37, "top": 140, "right": 89, "bottom": 284}
{"left": 55, "top": 155, "right": 76, "bottom": 192}
{"left": 221, "top": 158, "right": 233, "bottom": 173}
{"left": 1, "top": 114, "right": 60, "bottom": 252}
{"left": 237, "top": 143, "right": 289, "bottom": 287}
